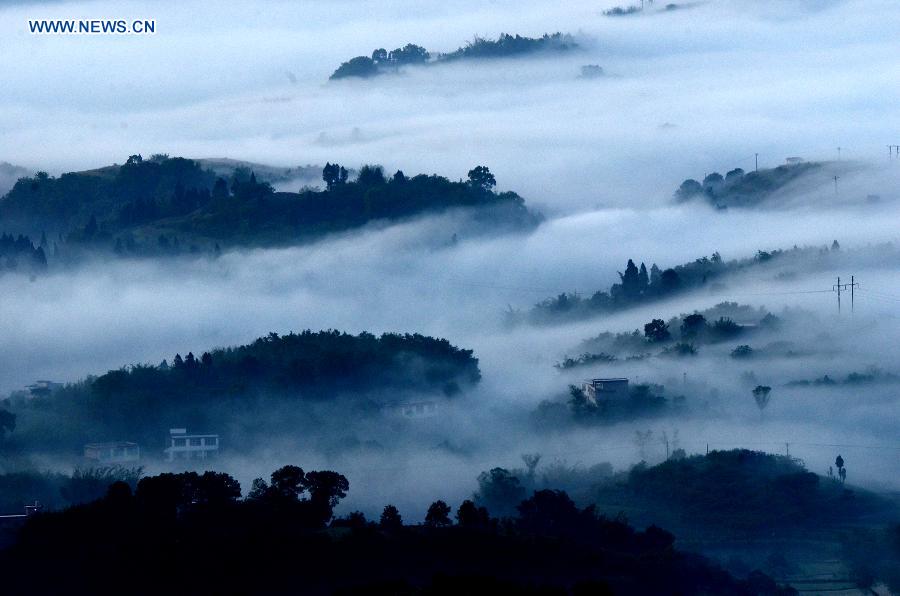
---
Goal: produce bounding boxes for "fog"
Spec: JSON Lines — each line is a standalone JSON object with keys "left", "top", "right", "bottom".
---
{"left": 3, "top": 0, "right": 900, "bottom": 210}
{"left": 2, "top": 0, "right": 900, "bottom": 521}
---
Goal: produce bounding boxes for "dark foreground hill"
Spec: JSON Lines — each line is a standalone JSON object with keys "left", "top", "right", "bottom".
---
{"left": 0, "top": 464, "right": 796, "bottom": 596}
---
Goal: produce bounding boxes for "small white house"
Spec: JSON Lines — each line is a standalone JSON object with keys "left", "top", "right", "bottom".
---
{"left": 84, "top": 441, "right": 141, "bottom": 465}
{"left": 581, "top": 378, "right": 630, "bottom": 403}
{"left": 164, "top": 428, "right": 219, "bottom": 462}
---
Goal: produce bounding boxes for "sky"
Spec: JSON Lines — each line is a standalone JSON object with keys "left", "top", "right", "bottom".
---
{"left": 2, "top": 0, "right": 900, "bottom": 518}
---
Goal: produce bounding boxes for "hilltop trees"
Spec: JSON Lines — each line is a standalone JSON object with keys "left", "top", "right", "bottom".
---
{"left": 467, "top": 165, "right": 497, "bottom": 192}
{"left": 15, "top": 330, "right": 482, "bottom": 452}
{"left": 329, "top": 33, "right": 576, "bottom": 80}
{"left": 322, "top": 162, "right": 349, "bottom": 190}
{"left": 1, "top": 156, "right": 539, "bottom": 257}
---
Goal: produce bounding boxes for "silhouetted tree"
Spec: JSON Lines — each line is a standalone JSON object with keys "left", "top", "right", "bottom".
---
{"left": 680, "top": 313, "right": 707, "bottom": 339}
{"left": 475, "top": 468, "right": 525, "bottom": 517}
{"left": 322, "top": 163, "right": 349, "bottom": 190}
{"left": 456, "top": 499, "right": 491, "bottom": 529}
{"left": 644, "top": 319, "right": 671, "bottom": 343}
{"left": 835, "top": 455, "right": 846, "bottom": 483}
{"left": 270, "top": 465, "right": 306, "bottom": 501}
{"left": 425, "top": 500, "right": 452, "bottom": 527}
{"left": 467, "top": 165, "right": 496, "bottom": 192}
{"left": 380, "top": 504, "right": 402, "bottom": 530}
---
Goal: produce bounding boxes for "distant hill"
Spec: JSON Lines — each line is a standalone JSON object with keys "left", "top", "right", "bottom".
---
{"left": 0, "top": 155, "right": 541, "bottom": 257}
{"left": 674, "top": 161, "right": 830, "bottom": 208}
{"left": 0, "top": 162, "right": 31, "bottom": 197}
{"left": 8, "top": 329, "right": 482, "bottom": 453}
{"left": 330, "top": 33, "right": 579, "bottom": 80}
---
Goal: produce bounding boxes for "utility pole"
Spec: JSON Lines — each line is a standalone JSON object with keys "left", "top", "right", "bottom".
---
{"left": 833, "top": 276, "right": 859, "bottom": 314}
{"left": 835, "top": 276, "right": 841, "bottom": 314}
{"left": 833, "top": 175, "right": 839, "bottom": 194}
{"left": 785, "top": 442, "right": 790, "bottom": 458}
{"left": 754, "top": 153, "right": 759, "bottom": 172}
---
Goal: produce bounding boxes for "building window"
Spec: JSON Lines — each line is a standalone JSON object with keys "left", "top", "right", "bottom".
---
{"left": 204, "top": 437, "right": 217, "bottom": 446}
{"left": 190, "top": 438, "right": 202, "bottom": 446}
{"left": 173, "top": 438, "right": 186, "bottom": 447}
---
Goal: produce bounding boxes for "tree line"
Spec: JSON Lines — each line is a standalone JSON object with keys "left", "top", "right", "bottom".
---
{"left": 0, "top": 460, "right": 798, "bottom": 595}
{"left": 0, "top": 155, "right": 539, "bottom": 258}
{"left": 330, "top": 32, "right": 578, "bottom": 80}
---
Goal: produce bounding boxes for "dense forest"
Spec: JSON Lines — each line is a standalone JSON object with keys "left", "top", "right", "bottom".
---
{"left": 0, "top": 232, "right": 47, "bottom": 275}
{"left": 674, "top": 162, "right": 823, "bottom": 208}
{"left": 0, "top": 460, "right": 800, "bottom": 595}
{"left": 1, "top": 330, "right": 481, "bottom": 454}
{"left": 0, "top": 155, "right": 540, "bottom": 259}
{"left": 510, "top": 242, "right": 858, "bottom": 326}
{"left": 330, "top": 33, "right": 578, "bottom": 80}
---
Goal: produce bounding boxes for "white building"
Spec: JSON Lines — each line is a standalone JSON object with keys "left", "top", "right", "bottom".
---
{"left": 581, "top": 378, "right": 630, "bottom": 403}
{"left": 164, "top": 428, "right": 219, "bottom": 462}
{"left": 84, "top": 441, "right": 141, "bottom": 465}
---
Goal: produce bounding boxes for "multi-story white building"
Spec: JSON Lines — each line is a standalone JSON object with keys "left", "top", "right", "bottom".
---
{"left": 164, "top": 428, "right": 219, "bottom": 462}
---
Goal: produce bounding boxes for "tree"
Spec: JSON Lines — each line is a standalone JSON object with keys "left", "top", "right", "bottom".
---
{"left": 329, "top": 56, "right": 378, "bottom": 79}
{"left": 322, "top": 163, "right": 349, "bottom": 190}
{"left": 270, "top": 465, "right": 306, "bottom": 501}
{"left": 380, "top": 504, "right": 402, "bottom": 530}
{"left": 731, "top": 345, "right": 753, "bottom": 359}
{"left": 680, "top": 313, "right": 707, "bottom": 339}
{"left": 638, "top": 262, "right": 650, "bottom": 294}
{"left": 644, "top": 319, "right": 671, "bottom": 343}
{"left": 675, "top": 179, "right": 703, "bottom": 200}
{"left": 356, "top": 164, "right": 386, "bottom": 187}
{"left": 467, "top": 166, "right": 496, "bottom": 192}
{"left": 752, "top": 385, "right": 771, "bottom": 414}
{"left": 619, "top": 259, "right": 642, "bottom": 300}
{"left": 475, "top": 468, "right": 525, "bottom": 517}
{"left": 0, "top": 409, "right": 15, "bottom": 440}
{"left": 658, "top": 268, "right": 681, "bottom": 293}
{"left": 702, "top": 172, "right": 725, "bottom": 195}
{"left": 425, "top": 500, "right": 452, "bottom": 527}
{"left": 456, "top": 499, "right": 491, "bottom": 529}
{"left": 835, "top": 455, "right": 846, "bottom": 483}
{"left": 303, "top": 471, "right": 349, "bottom": 508}
{"left": 371, "top": 48, "right": 388, "bottom": 64}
